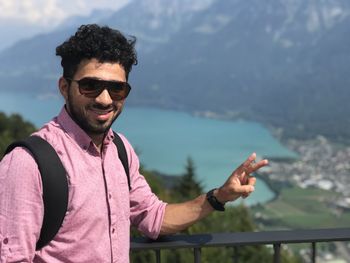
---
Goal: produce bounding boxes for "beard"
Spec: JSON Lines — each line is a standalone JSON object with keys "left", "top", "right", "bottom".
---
{"left": 66, "top": 93, "right": 122, "bottom": 135}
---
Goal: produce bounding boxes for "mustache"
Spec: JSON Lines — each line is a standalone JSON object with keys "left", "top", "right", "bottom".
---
{"left": 89, "top": 103, "right": 116, "bottom": 111}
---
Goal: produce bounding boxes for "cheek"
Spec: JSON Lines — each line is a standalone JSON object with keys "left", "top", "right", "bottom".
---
{"left": 67, "top": 90, "right": 87, "bottom": 113}
{"left": 115, "top": 100, "right": 125, "bottom": 109}
{"left": 68, "top": 87, "right": 88, "bottom": 105}
{"left": 110, "top": 101, "right": 124, "bottom": 119}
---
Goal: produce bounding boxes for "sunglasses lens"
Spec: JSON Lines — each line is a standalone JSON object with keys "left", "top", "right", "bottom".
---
{"left": 76, "top": 78, "right": 131, "bottom": 100}
{"left": 78, "top": 78, "right": 103, "bottom": 98}
{"left": 108, "top": 82, "right": 131, "bottom": 101}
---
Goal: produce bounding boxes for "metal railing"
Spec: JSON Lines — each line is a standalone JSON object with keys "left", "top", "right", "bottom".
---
{"left": 131, "top": 228, "right": 350, "bottom": 263}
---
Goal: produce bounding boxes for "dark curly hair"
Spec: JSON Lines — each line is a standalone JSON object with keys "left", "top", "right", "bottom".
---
{"left": 56, "top": 24, "right": 137, "bottom": 80}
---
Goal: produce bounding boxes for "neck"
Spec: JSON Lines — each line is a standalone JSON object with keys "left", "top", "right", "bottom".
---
{"left": 89, "top": 133, "right": 105, "bottom": 153}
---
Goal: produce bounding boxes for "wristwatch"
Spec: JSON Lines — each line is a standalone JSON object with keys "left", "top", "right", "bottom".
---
{"left": 206, "top": 188, "right": 225, "bottom": 211}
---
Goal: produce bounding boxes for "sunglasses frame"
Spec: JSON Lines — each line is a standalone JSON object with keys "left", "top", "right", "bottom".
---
{"left": 65, "top": 77, "right": 131, "bottom": 101}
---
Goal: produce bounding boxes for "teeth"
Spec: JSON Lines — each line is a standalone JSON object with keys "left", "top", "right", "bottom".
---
{"left": 92, "top": 109, "right": 111, "bottom": 114}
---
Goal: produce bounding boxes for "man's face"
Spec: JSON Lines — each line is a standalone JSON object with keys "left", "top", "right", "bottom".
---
{"left": 60, "top": 58, "right": 127, "bottom": 136}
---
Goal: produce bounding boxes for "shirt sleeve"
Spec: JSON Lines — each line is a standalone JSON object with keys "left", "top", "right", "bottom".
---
{"left": 0, "top": 148, "right": 43, "bottom": 262}
{"left": 118, "top": 134, "right": 167, "bottom": 239}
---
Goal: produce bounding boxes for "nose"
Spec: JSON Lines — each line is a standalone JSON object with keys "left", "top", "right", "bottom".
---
{"left": 95, "top": 88, "right": 113, "bottom": 106}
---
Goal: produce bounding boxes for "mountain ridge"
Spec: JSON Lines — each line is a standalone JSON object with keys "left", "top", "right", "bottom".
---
{"left": 1, "top": 0, "right": 350, "bottom": 142}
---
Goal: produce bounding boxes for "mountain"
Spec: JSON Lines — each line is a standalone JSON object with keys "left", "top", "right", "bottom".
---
{"left": 98, "top": 0, "right": 215, "bottom": 53}
{"left": 0, "top": 20, "right": 48, "bottom": 51}
{"left": 57, "top": 8, "right": 116, "bottom": 30}
{"left": 133, "top": 0, "right": 350, "bottom": 141}
{"left": 0, "top": 0, "right": 350, "bottom": 142}
{"left": 0, "top": 0, "right": 214, "bottom": 94}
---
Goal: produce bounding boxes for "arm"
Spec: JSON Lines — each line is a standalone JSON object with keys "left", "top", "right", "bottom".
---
{"left": 160, "top": 153, "right": 268, "bottom": 235}
{"left": 0, "top": 148, "right": 43, "bottom": 262}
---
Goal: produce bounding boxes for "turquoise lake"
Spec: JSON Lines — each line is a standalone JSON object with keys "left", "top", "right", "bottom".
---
{"left": 0, "top": 92, "right": 297, "bottom": 205}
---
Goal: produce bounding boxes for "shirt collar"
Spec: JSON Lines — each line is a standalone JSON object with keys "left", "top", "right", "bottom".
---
{"left": 57, "top": 106, "right": 114, "bottom": 150}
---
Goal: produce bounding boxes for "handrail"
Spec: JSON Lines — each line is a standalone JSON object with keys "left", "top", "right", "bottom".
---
{"left": 131, "top": 228, "right": 350, "bottom": 263}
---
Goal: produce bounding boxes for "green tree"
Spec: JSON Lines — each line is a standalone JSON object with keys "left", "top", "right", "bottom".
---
{"left": 172, "top": 156, "right": 203, "bottom": 201}
{"left": 0, "top": 112, "right": 36, "bottom": 158}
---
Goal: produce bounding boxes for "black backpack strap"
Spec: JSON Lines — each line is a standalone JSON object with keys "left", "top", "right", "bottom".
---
{"left": 5, "top": 136, "right": 68, "bottom": 250}
{"left": 113, "top": 132, "right": 131, "bottom": 191}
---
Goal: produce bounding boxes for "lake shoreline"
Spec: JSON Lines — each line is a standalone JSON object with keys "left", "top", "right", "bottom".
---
{"left": 0, "top": 100, "right": 295, "bottom": 205}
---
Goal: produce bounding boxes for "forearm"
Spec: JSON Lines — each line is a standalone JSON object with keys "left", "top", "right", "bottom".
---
{"left": 159, "top": 187, "right": 242, "bottom": 235}
{"left": 159, "top": 154, "right": 268, "bottom": 235}
{"left": 160, "top": 194, "right": 214, "bottom": 235}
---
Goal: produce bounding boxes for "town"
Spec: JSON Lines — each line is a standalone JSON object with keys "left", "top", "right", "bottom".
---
{"left": 261, "top": 135, "right": 350, "bottom": 211}
{"left": 257, "top": 135, "right": 350, "bottom": 262}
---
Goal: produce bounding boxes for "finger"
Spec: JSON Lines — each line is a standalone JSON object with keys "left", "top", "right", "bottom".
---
{"left": 244, "top": 152, "right": 257, "bottom": 168}
{"left": 233, "top": 185, "right": 255, "bottom": 194}
{"left": 247, "top": 176, "right": 256, "bottom": 186}
{"left": 236, "top": 153, "right": 257, "bottom": 174}
{"left": 239, "top": 170, "right": 249, "bottom": 184}
{"left": 251, "top": 159, "right": 269, "bottom": 172}
{"left": 241, "top": 173, "right": 256, "bottom": 185}
{"left": 242, "top": 177, "right": 256, "bottom": 198}
{"left": 244, "top": 159, "right": 269, "bottom": 175}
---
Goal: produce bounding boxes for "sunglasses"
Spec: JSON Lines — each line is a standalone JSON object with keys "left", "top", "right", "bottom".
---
{"left": 66, "top": 77, "right": 131, "bottom": 101}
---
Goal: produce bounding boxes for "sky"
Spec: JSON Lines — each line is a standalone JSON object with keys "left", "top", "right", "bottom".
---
{"left": 0, "top": 0, "right": 130, "bottom": 25}
{"left": 0, "top": 0, "right": 131, "bottom": 50}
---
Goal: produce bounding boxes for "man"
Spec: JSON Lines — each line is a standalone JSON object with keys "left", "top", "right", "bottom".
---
{"left": 0, "top": 24, "right": 268, "bottom": 262}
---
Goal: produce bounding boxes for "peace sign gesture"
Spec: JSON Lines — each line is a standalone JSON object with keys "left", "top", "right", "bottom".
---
{"left": 214, "top": 153, "right": 269, "bottom": 204}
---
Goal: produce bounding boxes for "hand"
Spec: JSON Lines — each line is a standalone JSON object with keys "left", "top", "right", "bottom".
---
{"left": 215, "top": 153, "right": 269, "bottom": 203}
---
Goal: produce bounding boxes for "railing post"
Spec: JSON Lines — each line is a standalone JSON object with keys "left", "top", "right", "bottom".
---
{"left": 154, "top": 249, "right": 161, "bottom": 263}
{"left": 273, "top": 243, "right": 281, "bottom": 263}
{"left": 311, "top": 242, "right": 316, "bottom": 263}
{"left": 194, "top": 247, "right": 201, "bottom": 263}
{"left": 232, "top": 246, "right": 239, "bottom": 263}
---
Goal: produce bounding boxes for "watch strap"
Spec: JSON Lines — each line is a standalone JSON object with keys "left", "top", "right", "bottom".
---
{"left": 206, "top": 188, "right": 225, "bottom": 211}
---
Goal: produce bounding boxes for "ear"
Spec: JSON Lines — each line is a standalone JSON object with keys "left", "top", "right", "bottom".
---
{"left": 58, "top": 77, "right": 69, "bottom": 101}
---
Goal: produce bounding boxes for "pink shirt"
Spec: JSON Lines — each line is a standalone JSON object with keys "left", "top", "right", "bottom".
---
{"left": 0, "top": 107, "right": 167, "bottom": 263}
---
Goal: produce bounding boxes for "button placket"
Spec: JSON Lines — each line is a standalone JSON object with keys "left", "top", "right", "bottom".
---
{"left": 104, "top": 167, "right": 117, "bottom": 238}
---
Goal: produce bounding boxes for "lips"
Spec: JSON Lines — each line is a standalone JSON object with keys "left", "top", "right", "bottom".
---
{"left": 89, "top": 108, "right": 113, "bottom": 121}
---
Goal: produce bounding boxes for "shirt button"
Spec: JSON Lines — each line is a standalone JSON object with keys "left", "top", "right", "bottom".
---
{"left": 3, "top": 238, "right": 8, "bottom": 244}
{"left": 112, "top": 228, "right": 115, "bottom": 234}
{"left": 108, "top": 193, "right": 112, "bottom": 199}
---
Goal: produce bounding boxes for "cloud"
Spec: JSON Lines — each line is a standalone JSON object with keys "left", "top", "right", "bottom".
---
{"left": 0, "top": 0, "right": 130, "bottom": 26}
